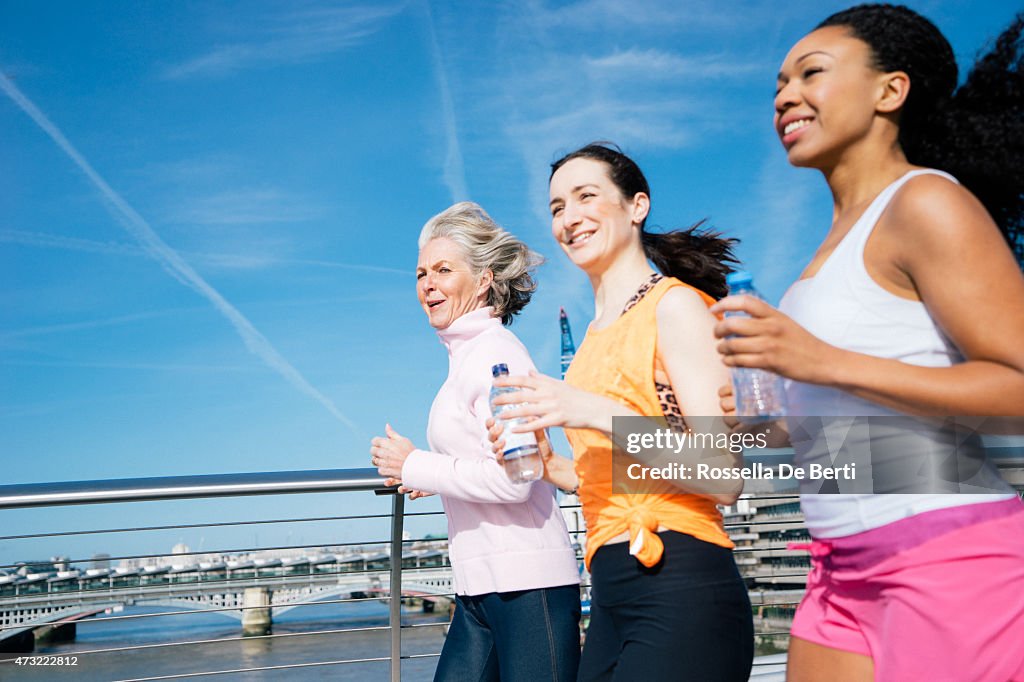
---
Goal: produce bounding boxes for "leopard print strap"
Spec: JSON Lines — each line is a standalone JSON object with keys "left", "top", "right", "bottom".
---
{"left": 655, "top": 381, "right": 686, "bottom": 432}
{"left": 621, "top": 273, "right": 664, "bottom": 316}
{"left": 623, "top": 274, "right": 686, "bottom": 430}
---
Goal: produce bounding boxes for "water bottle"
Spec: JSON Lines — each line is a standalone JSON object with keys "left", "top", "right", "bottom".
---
{"left": 489, "top": 364, "right": 543, "bottom": 483}
{"left": 725, "top": 271, "right": 787, "bottom": 422}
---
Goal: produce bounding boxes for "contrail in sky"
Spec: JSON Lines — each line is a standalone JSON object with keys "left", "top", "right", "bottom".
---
{"left": 0, "top": 72, "right": 364, "bottom": 438}
{"left": 423, "top": 1, "right": 468, "bottom": 203}
{"left": 0, "top": 228, "right": 409, "bottom": 274}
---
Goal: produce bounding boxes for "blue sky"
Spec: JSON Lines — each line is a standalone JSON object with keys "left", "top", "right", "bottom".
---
{"left": 1, "top": 0, "right": 1019, "bottom": 565}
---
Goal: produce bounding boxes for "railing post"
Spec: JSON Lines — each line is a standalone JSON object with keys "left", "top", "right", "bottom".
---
{"left": 389, "top": 492, "right": 405, "bottom": 682}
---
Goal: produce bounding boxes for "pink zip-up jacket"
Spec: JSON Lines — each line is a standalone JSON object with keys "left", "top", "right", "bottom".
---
{"left": 401, "top": 307, "right": 580, "bottom": 596}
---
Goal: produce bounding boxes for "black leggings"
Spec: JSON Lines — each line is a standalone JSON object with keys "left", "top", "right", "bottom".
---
{"left": 579, "top": 531, "right": 754, "bottom": 681}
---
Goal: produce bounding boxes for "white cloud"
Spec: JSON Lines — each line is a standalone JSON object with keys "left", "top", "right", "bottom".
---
{"left": 423, "top": 3, "right": 768, "bottom": 235}
{"left": 0, "top": 229, "right": 144, "bottom": 257}
{"left": 509, "top": 98, "right": 700, "bottom": 147}
{"left": 176, "top": 188, "right": 325, "bottom": 226}
{"left": 0, "top": 359, "right": 258, "bottom": 372}
{"left": 539, "top": 0, "right": 745, "bottom": 31}
{"left": 0, "top": 309, "right": 194, "bottom": 340}
{"left": 584, "top": 48, "right": 761, "bottom": 79}
{"left": 133, "top": 156, "right": 239, "bottom": 185}
{"left": 163, "top": 3, "right": 405, "bottom": 79}
{"left": 0, "top": 229, "right": 407, "bottom": 274}
{"left": 271, "top": 258, "right": 407, "bottom": 275}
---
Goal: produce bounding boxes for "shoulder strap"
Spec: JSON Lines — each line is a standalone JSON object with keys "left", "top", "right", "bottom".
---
{"left": 849, "top": 169, "right": 960, "bottom": 247}
{"left": 621, "top": 273, "right": 664, "bottom": 316}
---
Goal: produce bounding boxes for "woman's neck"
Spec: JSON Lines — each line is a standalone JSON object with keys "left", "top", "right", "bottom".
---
{"left": 588, "top": 244, "right": 656, "bottom": 324}
{"left": 823, "top": 139, "right": 914, "bottom": 216}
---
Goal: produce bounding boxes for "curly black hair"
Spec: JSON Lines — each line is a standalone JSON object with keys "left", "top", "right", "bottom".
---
{"left": 819, "top": 4, "right": 1024, "bottom": 264}
{"left": 551, "top": 142, "right": 740, "bottom": 299}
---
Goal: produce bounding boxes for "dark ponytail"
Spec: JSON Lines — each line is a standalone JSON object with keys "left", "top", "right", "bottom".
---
{"left": 640, "top": 223, "right": 739, "bottom": 300}
{"left": 550, "top": 142, "right": 740, "bottom": 299}
{"left": 818, "top": 5, "right": 1024, "bottom": 263}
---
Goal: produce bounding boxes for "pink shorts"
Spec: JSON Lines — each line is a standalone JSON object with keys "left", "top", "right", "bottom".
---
{"left": 790, "top": 498, "right": 1024, "bottom": 682}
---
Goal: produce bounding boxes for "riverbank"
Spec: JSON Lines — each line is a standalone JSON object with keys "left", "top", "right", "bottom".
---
{"left": 5, "top": 601, "right": 446, "bottom": 680}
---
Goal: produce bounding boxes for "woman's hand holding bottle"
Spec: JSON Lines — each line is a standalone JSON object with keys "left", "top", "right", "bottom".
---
{"left": 485, "top": 416, "right": 579, "bottom": 493}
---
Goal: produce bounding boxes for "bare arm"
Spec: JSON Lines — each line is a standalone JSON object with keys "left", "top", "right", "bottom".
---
{"left": 713, "top": 176, "right": 1024, "bottom": 418}
{"left": 839, "top": 176, "right": 1024, "bottom": 414}
{"left": 652, "top": 287, "right": 743, "bottom": 504}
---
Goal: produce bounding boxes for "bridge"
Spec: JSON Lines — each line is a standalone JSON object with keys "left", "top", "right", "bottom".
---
{"left": 1, "top": 559, "right": 454, "bottom": 646}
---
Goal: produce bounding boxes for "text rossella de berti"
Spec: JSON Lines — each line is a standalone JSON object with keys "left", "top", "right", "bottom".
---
{"left": 620, "top": 427, "right": 856, "bottom": 483}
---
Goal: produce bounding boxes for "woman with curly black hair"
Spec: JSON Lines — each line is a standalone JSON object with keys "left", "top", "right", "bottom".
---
{"left": 714, "top": 4, "right": 1024, "bottom": 681}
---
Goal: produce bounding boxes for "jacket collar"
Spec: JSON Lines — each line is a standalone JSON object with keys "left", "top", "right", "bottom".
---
{"left": 436, "top": 306, "right": 500, "bottom": 354}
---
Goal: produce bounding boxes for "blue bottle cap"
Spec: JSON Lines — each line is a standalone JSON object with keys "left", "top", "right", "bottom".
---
{"left": 491, "top": 363, "right": 509, "bottom": 377}
{"left": 726, "top": 270, "right": 753, "bottom": 289}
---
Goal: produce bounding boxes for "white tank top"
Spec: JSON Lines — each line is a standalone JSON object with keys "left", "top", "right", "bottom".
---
{"left": 778, "top": 169, "right": 1015, "bottom": 538}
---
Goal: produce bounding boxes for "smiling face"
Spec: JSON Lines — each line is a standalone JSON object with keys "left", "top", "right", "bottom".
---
{"left": 548, "top": 157, "right": 649, "bottom": 274}
{"left": 416, "top": 237, "right": 491, "bottom": 330}
{"left": 774, "top": 25, "right": 890, "bottom": 169}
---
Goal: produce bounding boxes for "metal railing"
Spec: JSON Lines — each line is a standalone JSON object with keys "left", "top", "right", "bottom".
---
{"left": 0, "top": 469, "right": 819, "bottom": 680}
{"left": 0, "top": 469, "right": 417, "bottom": 681}
{"left": 2, "top": 460, "right": 1020, "bottom": 680}
{"left": 0, "top": 469, "right": 387, "bottom": 509}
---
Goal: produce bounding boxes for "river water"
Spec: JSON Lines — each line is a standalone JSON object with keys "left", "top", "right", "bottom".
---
{"left": 5, "top": 601, "right": 446, "bottom": 680}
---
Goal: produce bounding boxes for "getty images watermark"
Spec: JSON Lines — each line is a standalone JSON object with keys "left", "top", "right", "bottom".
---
{"left": 623, "top": 428, "right": 855, "bottom": 482}
{"left": 611, "top": 415, "right": 1019, "bottom": 495}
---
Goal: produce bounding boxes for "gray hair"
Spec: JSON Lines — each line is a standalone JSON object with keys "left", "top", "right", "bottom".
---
{"left": 419, "top": 201, "right": 543, "bottom": 325}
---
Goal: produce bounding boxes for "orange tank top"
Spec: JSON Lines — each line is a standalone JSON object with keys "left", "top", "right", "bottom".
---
{"left": 565, "top": 276, "right": 733, "bottom": 569}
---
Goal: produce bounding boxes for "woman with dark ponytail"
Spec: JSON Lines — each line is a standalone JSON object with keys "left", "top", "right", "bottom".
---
{"left": 487, "top": 143, "right": 754, "bottom": 680}
{"left": 714, "top": 5, "right": 1024, "bottom": 680}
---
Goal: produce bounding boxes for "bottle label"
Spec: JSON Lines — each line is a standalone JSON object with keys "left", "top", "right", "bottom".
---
{"left": 504, "top": 444, "right": 538, "bottom": 460}
{"left": 502, "top": 425, "right": 537, "bottom": 455}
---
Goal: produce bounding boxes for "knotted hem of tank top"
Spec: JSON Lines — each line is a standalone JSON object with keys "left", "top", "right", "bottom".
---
{"left": 627, "top": 507, "right": 664, "bottom": 568}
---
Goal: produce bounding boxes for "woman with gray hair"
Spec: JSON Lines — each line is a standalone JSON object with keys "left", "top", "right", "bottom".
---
{"left": 371, "top": 201, "right": 581, "bottom": 681}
